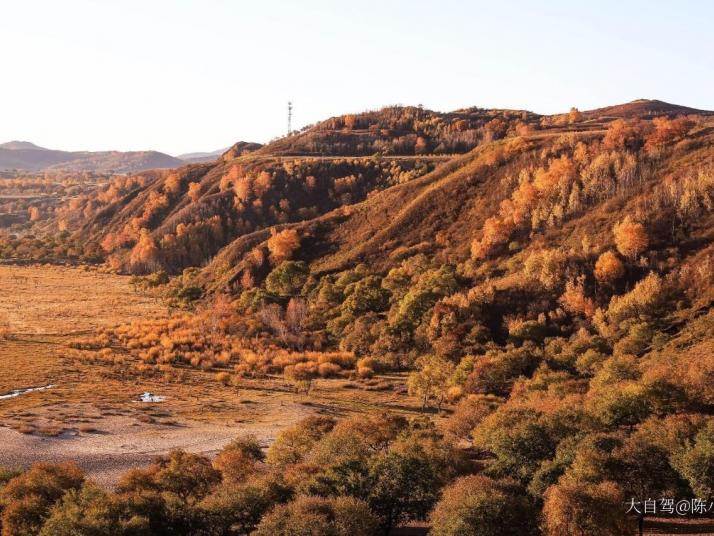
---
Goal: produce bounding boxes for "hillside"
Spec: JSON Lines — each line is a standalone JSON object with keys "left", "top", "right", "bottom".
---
{"left": 0, "top": 142, "right": 184, "bottom": 173}
{"left": 583, "top": 98, "right": 713, "bottom": 119}
{"left": 12, "top": 100, "right": 712, "bottom": 281}
{"left": 0, "top": 141, "right": 48, "bottom": 150}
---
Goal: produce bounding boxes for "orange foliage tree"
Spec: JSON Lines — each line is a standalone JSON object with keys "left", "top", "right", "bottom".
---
{"left": 568, "top": 107, "right": 582, "bottom": 123}
{"left": 267, "top": 228, "right": 300, "bottom": 264}
{"left": 613, "top": 217, "right": 648, "bottom": 259}
{"left": 602, "top": 119, "right": 646, "bottom": 151}
{"left": 542, "top": 480, "right": 631, "bottom": 536}
{"left": 645, "top": 116, "right": 695, "bottom": 153}
{"left": 594, "top": 251, "right": 625, "bottom": 283}
{"left": 187, "top": 182, "right": 201, "bottom": 203}
{"left": 164, "top": 172, "right": 182, "bottom": 195}
{"left": 559, "top": 277, "right": 595, "bottom": 317}
{"left": 129, "top": 228, "right": 160, "bottom": 273}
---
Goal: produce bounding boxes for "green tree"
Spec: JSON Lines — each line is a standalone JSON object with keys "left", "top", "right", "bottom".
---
{"left": 472, "top": 407, "right": 558, "bottom": 483}
{"left": 199, "top": 474, "right": 293, "bottom": 536}
{"left": 267, "top": 416, "right": 336, "bottom": 466}
{"left": 366, "top": 450, "right": 440, "bottom": 534}
{"left": 341, "top": 276, "right": 390, "bottom": 317}
{"left": 265, "top": 261, "right": 309, "bottom": 297}
{"left": 0, "top": 463, "right": 84, "bottom": 536}
{"left": 674, "top": 420, "right": 714, "bottom": 497}
{"left": 408, "top": 355, "right": 455, "bottom": 410}
{"left": 252, "top": 496, "right": 378, "bottom": 536}
{"left": 430, "top": 475, "right": 538, "bottom": 536}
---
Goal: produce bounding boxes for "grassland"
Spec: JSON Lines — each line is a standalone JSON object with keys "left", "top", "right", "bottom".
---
{"left": 0, "top": 264, "right": 427, "bottom": 486}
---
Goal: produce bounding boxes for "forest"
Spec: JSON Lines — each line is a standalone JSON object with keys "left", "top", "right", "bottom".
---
{"left": 1, "top": 100, "right": 714, "bottom": 535}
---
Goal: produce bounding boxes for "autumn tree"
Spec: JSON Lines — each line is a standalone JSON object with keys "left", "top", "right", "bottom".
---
{"left": 542, "top": 480, "right": 632, "bottom": 536}
{"left": 284, "top": 362, "right": 319, "bottom": 394}
{"left": 673, "top": 420, "right": 714, "bottom": 497}
{"left": 568, "top": 107, "right": 582, "bottom": 124}
{"left": 415, "top": 136, "right": 429, "bottom": 154}
{"left": 559, "top": 277, "right": 596, "bottom": 318}
{"left": 28, "top": 206, "right": 41, "bottom": 221}
{"left": 187, "top": 181, "right": 201, "bottom": 203}
{"left": 471, "top": 216, "right": 512, "bottom": 259}
{"left": 259, "top": 303, "right": 289, "bottom": 343}
{"left": 252, "top": 496, "right": 378, "bottom": 536}
{"left": 408, "top": 354, "right": 455, "bottom": 410}
{"left": 0, "top": 313, "right": 11, "bottom": 340}
{"left": 266, "top": 416, "right": 336, "bottom": 466}
{"left": 594, "top": 250, "right": 625, "bottom": 283}
{"left": 523, "top": 248, "right": 568, "bottom": 290}
{"left": 0, "top": 463, "right": 84, "bottom": 536}
{"left": 129, "top": 229, "right": 160, "bottom": 273}
{"left": 444, "top": 394, "right": 499, "bottom": 445}
{"left": 164, "top": 172, "right": 182, "bottom": 195}
{"left": 117, "top": 449, "right": 220, "bottom": 506}
{"left": 613, "top": 217, "right": 648, "bottom": 259}
{"left": 602, "top": 119, "right": 646, "bottom": 151}
{"left": 234, "top": 175, "right": 253, "bottom": 203}
{"left": 253, "top": 171, "right": 273, "bottom": 197}
{"left": 199, "top": 474, "right": 292, "bottom": 536}
{"left": 430, "top": 475, "right": 538, "bottom": 536}
{"left": 38, "top": 484, "right": 129, "bottom": 536}
{"left": 645, "top": 116, "right": 695, "bottom": 153}
{"left": 267, "top": 229, "right": 300, "bottom": 264}
{"left": 285, "top": 298, "right": 309, "bottom": 334}
{"left": 212, "top": 435, "right": 265, "bottom": 483}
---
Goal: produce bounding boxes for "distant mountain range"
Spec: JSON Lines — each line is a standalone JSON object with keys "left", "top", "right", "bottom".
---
{"left": 0, "top": 140, "right": 264, "bottom": 174}
{"left": 0, "top": 141, "right": 185, "bottom": 174}
{"left": 176, "top": 148, "right": 229, "bottom": 164}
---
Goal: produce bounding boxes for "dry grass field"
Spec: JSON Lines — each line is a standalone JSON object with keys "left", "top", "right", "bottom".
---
{"left": 0, "top": 264, "right": 166, "bottom": 335}
{"left": 0, "top": 265, "right": 426, "bottom": 486}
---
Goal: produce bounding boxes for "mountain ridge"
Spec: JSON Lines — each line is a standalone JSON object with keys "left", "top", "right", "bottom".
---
{"left": 0, "top": 143, "right": 185, "bottom": 173}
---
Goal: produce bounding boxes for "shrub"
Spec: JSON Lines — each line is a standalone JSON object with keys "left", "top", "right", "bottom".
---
{"left": 318, "top": 362, "right": 341, "bottom": 378}
{"left": 215, "top": 372, "right": 231, "bottom": 385}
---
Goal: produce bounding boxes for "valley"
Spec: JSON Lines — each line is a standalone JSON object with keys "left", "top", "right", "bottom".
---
{"left": 0, "top": 265, "right": 424, "bottom": 488}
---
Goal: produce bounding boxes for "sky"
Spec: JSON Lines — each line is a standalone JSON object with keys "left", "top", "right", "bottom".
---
{"left": 1, "top": 0, "right": 713, "bottom": 155}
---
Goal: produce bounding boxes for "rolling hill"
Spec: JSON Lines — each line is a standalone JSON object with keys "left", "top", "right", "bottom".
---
{"left": 0, "top": 141, "right": 184, "bottom": 173}
{"left": 39, "top": 99, "right": 710, "bottom": 286}
{"left": 5, "top": 98, "right": 714, "bottom": 535}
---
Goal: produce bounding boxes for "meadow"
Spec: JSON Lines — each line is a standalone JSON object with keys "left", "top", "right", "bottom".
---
{"left": 0, "top": 265, "right": 426, "bottom": 488}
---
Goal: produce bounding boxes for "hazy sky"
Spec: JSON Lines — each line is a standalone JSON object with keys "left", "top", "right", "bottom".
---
{"left": 1, "top": 0, "right": 713, "bottom": 155}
